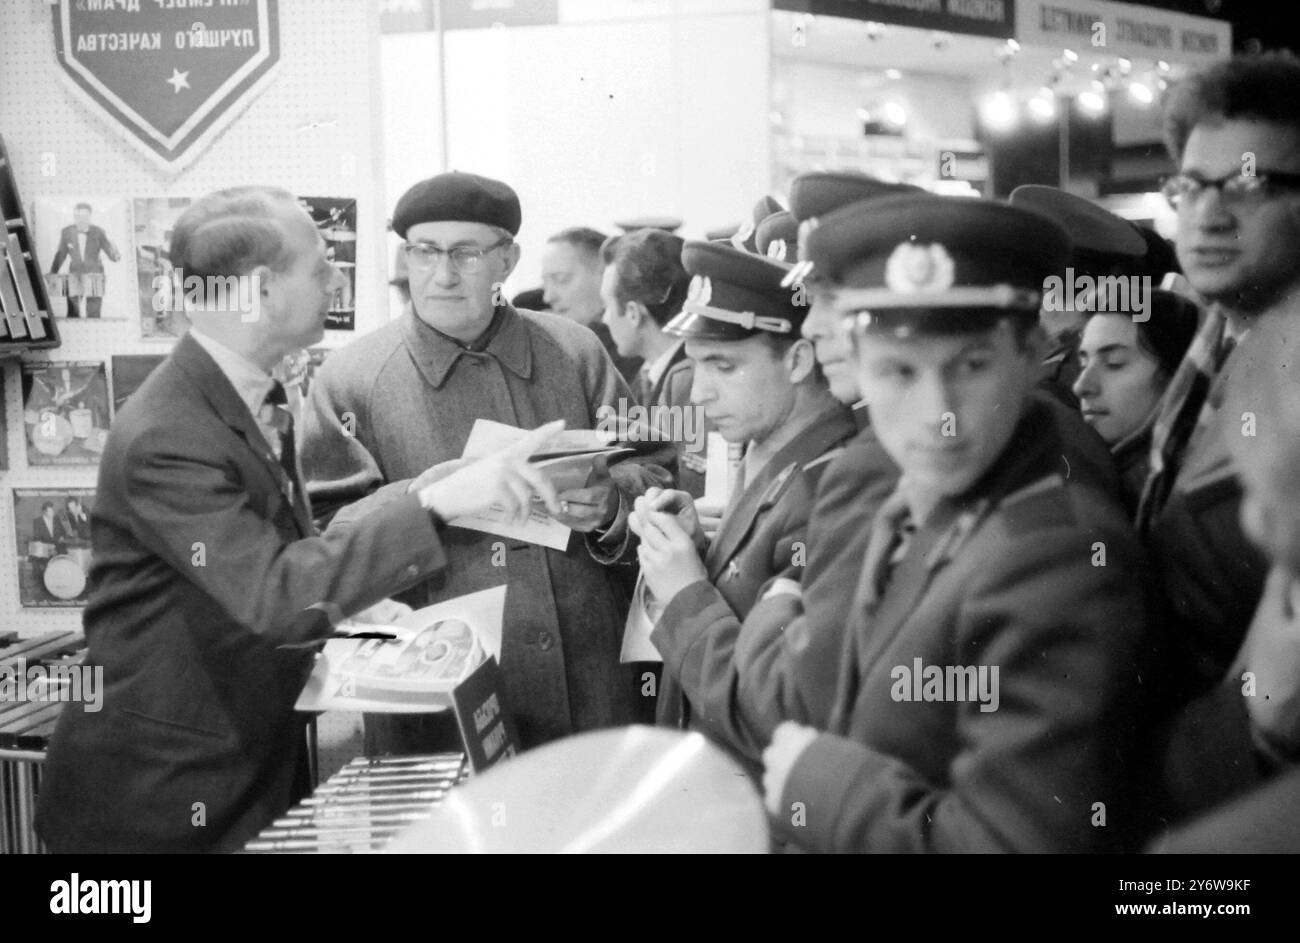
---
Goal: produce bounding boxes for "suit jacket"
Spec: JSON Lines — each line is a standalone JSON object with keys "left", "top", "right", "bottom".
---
{"left": 654, "top": 404, "right": 858, "bottom": 730}
{"left": 590, "top": 320, "right": 642, "bottom": 386}
{"left": 1145, "top": 336, "right": 1269, "bottom": 698}
{"left": 31, "top": 515, "right": 59, "bottom": 548}
{"left": 652, "top": 392, "right": 1122, "bottom": 763}
{"left": 36, "top": 333, "right": 449, "bottom": 853}
{"left": 772, "top": 399, "right": 1151, "bottom": 853}
{"left": 300, "top": 306, "right": 672, "bottom": 748}
{"left": 50, "top": 224, "right": 119, "bottom": 274}
{"left": 56, "top": 509, "right": 90, "bottom": 545}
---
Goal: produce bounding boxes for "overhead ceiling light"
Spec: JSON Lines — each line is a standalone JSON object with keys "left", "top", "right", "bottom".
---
{"left": 1078, "top": 88, "right": 1107, "bottom": 115}
{"left": 1028, "top": 88, "right": 1057, "bottom": 123}
{"left": 885, "top": 68, "right": 902, "bottom": 80}
{"left": 1062, "top": 49, "right": 1079, "bottom": 64}
{"left": 979, "top": 90, "right": 1018, "bottom": 133}
{"left": 1117, "top": 57, "right": 1133, "bottom": 74}
{"left": 1128, "top": 81, "right": 1155, "bottom": 105}
{"left": 881, "top": 101, "right": 907, "bottom": 127}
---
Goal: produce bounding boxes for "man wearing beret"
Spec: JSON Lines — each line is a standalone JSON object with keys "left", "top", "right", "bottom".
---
{"left": 300, "top": 171, "right": 672, "bottom": 750}
{"left": 630, "top": 241, "right": 856, "bottom": 736}
{"left": 747, "top": 194, "right": 1153, "bottom": 852}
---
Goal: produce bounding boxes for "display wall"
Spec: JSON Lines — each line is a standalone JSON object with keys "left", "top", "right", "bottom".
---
{"left": 0, "top": 1, "right": 386, "bottom": 641}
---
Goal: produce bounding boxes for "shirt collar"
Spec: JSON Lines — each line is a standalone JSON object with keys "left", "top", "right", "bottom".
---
{"left": 401, "top": 304, "right": 532, "bottom": 388}
{"left": 188, "top": 327, "right": 276, "bottom": 424}
{"left": 643, "top": 339, "right": 684, "bottom": 389}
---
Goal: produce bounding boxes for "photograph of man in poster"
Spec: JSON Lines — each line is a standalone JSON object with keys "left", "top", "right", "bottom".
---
{"left": 48, "top": 202, "right": 120, "bottom": 318}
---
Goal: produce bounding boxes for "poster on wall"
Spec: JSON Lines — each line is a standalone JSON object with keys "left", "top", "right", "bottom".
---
{"left": 301, "top": 197, "right": 357, "bottom": 331}
{"left": 21, "top": 360, "right": 110, "bottom": 466}
{"left": 110, "top": 354, "right": 168, "bottom": 418}
{"left": 13, "top": 487, "right": 96, "bottom": 608}
{"left": 32, "top": 197, "right": 134, "bottom": 321}
{"left": 51, "top": 0, "right": 282, "bottom": 172}
{"left": 133, "top": 196, "right": 193, "bottom": 340}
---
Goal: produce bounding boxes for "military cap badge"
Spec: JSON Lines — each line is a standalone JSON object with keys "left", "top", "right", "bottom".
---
{"left": 885, "top": 242, "right": 956, "bottom": 293}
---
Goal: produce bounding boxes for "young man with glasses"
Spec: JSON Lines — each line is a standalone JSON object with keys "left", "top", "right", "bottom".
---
{"left": 300, "top": 172, "right": 672, "bottom": 752}
{"left": 1137, "top": 54, "right": 1300, "bottom": 716}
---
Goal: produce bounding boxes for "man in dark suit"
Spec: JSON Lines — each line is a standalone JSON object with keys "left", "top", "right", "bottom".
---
{"left": 29, "top": 501, "right": 60, "bottom": 593}
{"left": 36, "top": 186, "right": 566, "bottom": 854}
{"left": 598, "top": 228, "right": 711, "bottom": 497}
{"left": 631, "top": 240, "right": 855, "bottom": 740}
{"left": 55, "top": 495, "right": 90, "bottom": 546}
{"left": 49, "top": 202, "right": 120, "bottom": 318}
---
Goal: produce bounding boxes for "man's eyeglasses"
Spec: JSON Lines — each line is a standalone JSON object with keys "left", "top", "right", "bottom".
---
{"left": 402, "top": 236, "right": 512, "bottom": 273}
{"left": 1162, "top": 170, "right": 1300, "bottom": 211}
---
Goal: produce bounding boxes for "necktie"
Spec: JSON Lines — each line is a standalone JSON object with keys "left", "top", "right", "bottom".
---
{"left": 264, "top": 380, "right": 302, "bottom": 501}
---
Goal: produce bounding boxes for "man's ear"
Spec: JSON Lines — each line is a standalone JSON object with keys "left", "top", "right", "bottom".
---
{"left": 625, "top": 301, "right": 646, "bottom": 327}
{"left": 500, "top": 242, "right": 522, "bottom": 281}
{"left": 786, "top": 337, "right": 817, "bottom": 384}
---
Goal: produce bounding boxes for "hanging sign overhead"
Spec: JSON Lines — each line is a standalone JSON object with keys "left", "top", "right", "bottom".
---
{"left": 52, "top": 0, "right": 281, "bottom": 172}
{"left": 774, "top": 0, "right": 1016, "bottom": 40}
{"left": 1014, "top": 0, "right": 1230, "bottom": 68}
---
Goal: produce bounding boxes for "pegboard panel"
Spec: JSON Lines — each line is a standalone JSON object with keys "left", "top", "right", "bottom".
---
{"left": 0, "top": 0, "right": 388, "bottom": 636}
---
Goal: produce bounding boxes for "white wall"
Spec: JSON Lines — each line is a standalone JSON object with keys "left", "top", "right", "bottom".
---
{"left": 379, "top": 3, "right": 772, "bottom": 296}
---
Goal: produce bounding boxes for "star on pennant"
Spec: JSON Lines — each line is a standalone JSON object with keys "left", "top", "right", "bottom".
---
{"left": 166, "top": 69, "right": 191, "bottom": 94}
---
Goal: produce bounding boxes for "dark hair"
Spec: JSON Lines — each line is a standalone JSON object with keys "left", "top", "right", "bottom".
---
{"left": 1089, "top": 289, "right": 1199, "bottom": 380}
{"left": 41, "top": 502, "right": 54, "bottom": 512}
{"left": 170, "top": 186, "right": 301, "bottom": 279}
{"left": 74, "top": 202, "right": 92, "bottom": 214}
{"left": 600, "top": 229, "right": 690, "bottom": 328}
{"left": 547, "top": 226, "right": 607, "bottom": 259}
{"left": 1164, "top": 52, "right": 1300, "bottom": 163}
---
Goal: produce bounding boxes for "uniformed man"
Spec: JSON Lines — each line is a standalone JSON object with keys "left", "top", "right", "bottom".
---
{"left": 630, "top": 241, "right": 857, "bottom": 734}
{"left": 754, "top": 193, "right": 1153, "bottom": 853}
{"left": 300, "top": 172, "right": 672, "bottom": 750}
{"left": 649, "top": 194, "right": 1152, "bottom": 852}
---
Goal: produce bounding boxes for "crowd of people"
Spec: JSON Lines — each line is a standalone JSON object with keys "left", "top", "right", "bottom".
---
{"left": 34, "top": 51, "right": 1300, "bottom": 853}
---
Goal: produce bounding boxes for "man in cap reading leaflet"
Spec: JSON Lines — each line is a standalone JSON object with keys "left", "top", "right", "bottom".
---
{"left": 36, "top": 187, "right": 567, "bottom": 853}
{"left": 628, "top": 240, "right": 856, "bottom": 737}
{"left": 300, "top": 172, "right": 673, "bottom": 752}
{"left": 643, "top": 194, "right": 1155, "bottom": 852}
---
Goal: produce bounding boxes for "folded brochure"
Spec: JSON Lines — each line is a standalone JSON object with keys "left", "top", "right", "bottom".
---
{"left": 448, "top": 419, "right": 630, "bottom": 551}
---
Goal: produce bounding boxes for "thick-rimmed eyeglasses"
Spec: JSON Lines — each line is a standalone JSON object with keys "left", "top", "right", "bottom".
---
{"left": 1162, "top": 170, "right": 1300, "bottom": 211}
{"left": 402, "top": 236, "right": 512, "bottom": 273}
